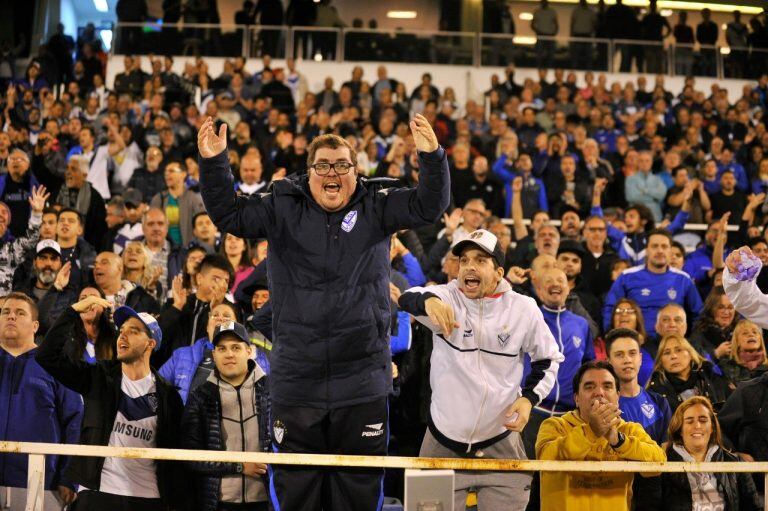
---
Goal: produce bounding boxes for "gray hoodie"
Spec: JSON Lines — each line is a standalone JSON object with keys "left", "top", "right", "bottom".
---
{"left": 211, "top": 365, "right": 268, "bottom": 503}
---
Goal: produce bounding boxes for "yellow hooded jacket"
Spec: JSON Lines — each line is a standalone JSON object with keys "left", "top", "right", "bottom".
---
{"left": 536, "top": 410, "right": 666, "bottom": 511}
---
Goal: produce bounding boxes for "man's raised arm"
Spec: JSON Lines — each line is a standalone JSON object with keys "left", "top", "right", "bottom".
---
{"left": 378, "top": 114, "right": 451, "bottom": 233}
{"left": 198, "top": 117, "right": 273, "bottom": 239}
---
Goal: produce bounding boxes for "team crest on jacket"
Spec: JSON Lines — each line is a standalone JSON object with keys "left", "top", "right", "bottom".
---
{"left": 573, "top": 336, "right": 583, "bottom": 348}
{"left": 641, "top": 403, "right": 656, "bottom": 420}
{"left": 273, "top": 420, "right": 286, "bottom": 444}
{"left": 341, "top": 210, "right": 358, "bottom": 232}
{"left": 498, "top": 333, "right": 510, "bottom": 347}
{"left": 667, "top": 288, "right": 677, "bottom": 300}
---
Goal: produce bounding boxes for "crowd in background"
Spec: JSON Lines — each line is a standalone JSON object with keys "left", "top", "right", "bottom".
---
{"left": 2, "top": 4, "right": 768, "bottom": 507}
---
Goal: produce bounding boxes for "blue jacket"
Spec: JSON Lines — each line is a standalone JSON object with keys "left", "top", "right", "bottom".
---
{"left": 603, "top": 265, "right": 703, "bottom": 335}
{"left": 199, "top": 147, "right": 450, "bottom": 408}
{"left": 159, "top": 337, "right": 271, "bottom": 404}
{"left": 492, "top": 155, "right": 548, "bottom": 218}
{"left": 0, "top": 348, "right": 82, "bottom": 489}
{"left": 592, "top": 206, "right": 689, "bottom": 265}
{"left": 526, "top": 306, "right": 594, "bottom": 414}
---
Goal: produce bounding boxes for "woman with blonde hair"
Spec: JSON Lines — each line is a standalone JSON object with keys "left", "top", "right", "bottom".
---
{"left": 648, "top": 334, "right": 732, "bottom": 413}
{"left": 122, "top": 240, "right": 163, "bottom": 303}
{"left": 718, "top": 319, "right": 768, "bottom": 382}
{"left": 659, "top": 396, "right": 760, "bottom": 510}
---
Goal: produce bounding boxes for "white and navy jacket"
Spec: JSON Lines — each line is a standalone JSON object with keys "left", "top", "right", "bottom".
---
{"left": 399, "top": 279, "right": 563, "bottom": 450}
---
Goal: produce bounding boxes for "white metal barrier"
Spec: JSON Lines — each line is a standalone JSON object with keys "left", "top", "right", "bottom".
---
{"left": 1, "top": 441, "right": 767, "bottom": 510}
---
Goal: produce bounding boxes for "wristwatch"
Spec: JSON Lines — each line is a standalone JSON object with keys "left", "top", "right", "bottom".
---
{"left": 236, "top": 463, "right": 244, "bottom": 474}
{"left": 610, "top": 432, "right": 626, "bottom": 450}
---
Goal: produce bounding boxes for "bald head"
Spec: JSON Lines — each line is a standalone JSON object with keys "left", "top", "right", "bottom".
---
{"left": 530, "top": 254, "right": 557, "bottom": 286}
{"left": 240, "top": 154, "right": 263, "bottom": 185}
{"left": 535, "top": 267, "right": 569, "bottom": 309}
{"left": 655, "top": 303, "right": 687, "bottom": 338}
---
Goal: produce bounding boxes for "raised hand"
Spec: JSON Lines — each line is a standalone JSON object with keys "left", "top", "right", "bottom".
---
{"left": 506, "top": 266, "right": 530, "bottom": 285}
{"left": 71, "top": 294, "right": 112, "bottom": 314}
{"left": 54, "top": 261, "right": 72, "bottom": 291}
{"left": 410, "top": 114, "right": 439, "bottom": 153}
{"left": 443, "top": 208, "right": 463, "bottom": 234}
{"left": 425, "top": 297, "right": 459, "bottom": 337}
{"left": 198, "top": 116, "right": 228, "bottom": 158}
{"left": 171, "top": 274, "right": 188, "bottom": 311}
{"left": 512, "top": 176, "right": 523, "bottom": 193}
{"left": 29, "top": 185, "right": 50, "bottom": 213}
{"left": 725, "top": 246, "right": 753, "bottom": 274}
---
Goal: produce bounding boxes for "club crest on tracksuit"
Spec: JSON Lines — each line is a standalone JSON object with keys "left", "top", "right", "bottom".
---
{"left": 498, "top": 333, "right": 510, "bottom": 347}
{"left": 667, "top": 288, "right": 677, "bottom": 300}
{"left": 273, "top": 420, "right": 286, "bottom": 444}
{"left": 341, "top": 210, "right": 358, "bottom": 232}
{"left": 573, "top": 336, "right": 583, "bottom": 348}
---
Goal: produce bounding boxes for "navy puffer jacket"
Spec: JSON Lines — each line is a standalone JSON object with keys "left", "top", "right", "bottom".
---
{"left": 199, "top": 147, "right": 449, "bottom": 407}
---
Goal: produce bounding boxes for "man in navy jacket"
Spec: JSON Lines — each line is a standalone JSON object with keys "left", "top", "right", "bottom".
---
{"left": 198, "top": 114, "right": 450, "bottom": 511}
{"left": 0, "top": 292, "right": 82, "bottom": 510}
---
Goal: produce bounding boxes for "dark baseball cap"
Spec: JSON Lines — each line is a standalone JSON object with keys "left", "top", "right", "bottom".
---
{"left": 557, "top": 239, "right": 587, "bottom": 259}
{"left": 451, "top": 229, "right": 505, "bottom": 268}
{"left": 212, "top": 321, "right": 250, "bottom": 345}
{"left": 122, "top": 188, "right": 144, "bottom": 208}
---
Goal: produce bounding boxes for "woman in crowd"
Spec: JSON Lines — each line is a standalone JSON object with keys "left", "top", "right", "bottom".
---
{"left": 47, "top": 285, "right": 115, "bottom": 364}
{"left": 220, "top": 232, "right": 254, "bottom": 294}
{"left": 689, "top": 286, "right": 739, "bottom": 361}
{"left": 718, "top": 319, "right": 768, "bottom": 383}
{"left": 181, "top": 245, "right": 208, "bottom": 296}
{"left": 648, "top": 334, "right": 732, "bottom": 413}
{"left": 122, "top": 240, "right": 163, "bottom": 303}
{"left": 660, "top": 396, "right": 761, "bottom": 510}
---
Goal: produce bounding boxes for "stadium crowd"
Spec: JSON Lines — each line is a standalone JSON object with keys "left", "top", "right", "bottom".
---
{"left": 3, "top": 12, "right": 768, "bottom": 509}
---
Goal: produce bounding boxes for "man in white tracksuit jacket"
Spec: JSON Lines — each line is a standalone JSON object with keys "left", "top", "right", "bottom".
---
{"left": 398, "top": 229, "right": 564, "bottom": 510}
{"left": 724, "top": 246, "right": 768, "bottom": 327}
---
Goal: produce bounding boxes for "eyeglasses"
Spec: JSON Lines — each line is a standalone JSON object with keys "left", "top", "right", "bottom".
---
{"left": 585, "top": 227, "right": 606, "bottom": 232}
{"left": 614, "top": 307, "right": 636, "bottom": 315}
{"left": 311, "top": 161, "right": 354, "bottom": 175}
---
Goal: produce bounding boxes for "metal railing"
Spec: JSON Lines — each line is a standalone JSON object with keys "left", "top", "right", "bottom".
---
{"left": 110, "top": 22, "right": 768, "bottom": 79}
{"left": 3, "top": 440, "right": 768, "bottom": 511}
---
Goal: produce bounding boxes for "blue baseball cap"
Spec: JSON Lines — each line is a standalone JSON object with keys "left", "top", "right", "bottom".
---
{"left": 113, "top": 306, "right": 163, "bottom": 350}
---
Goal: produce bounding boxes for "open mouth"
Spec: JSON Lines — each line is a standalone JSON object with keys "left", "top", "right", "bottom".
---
{"left": 548, "top": 287, "right": 563, "bottom": 298}
{"left": 117, "top": 341, "right": 129, "bottom": 351}
{"left": 463, "top": 276, "right": 481, "bottom": 292}
{"left": 323, "top": 182, "right": 341, "bottom": 196}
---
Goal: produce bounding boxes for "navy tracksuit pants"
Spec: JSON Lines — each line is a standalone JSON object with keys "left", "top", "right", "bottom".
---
{"left": 269, "top": 398, "right": 388, "bottom": 511}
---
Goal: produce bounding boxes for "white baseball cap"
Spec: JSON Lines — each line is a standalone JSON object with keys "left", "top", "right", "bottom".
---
{"left": 451, "top": 229, "right": 505, "bottom": 268}
{"left": 36, "top": 239, "right": 62, "bottom": 257}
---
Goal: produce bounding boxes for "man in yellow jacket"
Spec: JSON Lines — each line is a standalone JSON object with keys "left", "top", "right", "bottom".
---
{"left": 536, "top": 360, "right": 665, "bottom": 510}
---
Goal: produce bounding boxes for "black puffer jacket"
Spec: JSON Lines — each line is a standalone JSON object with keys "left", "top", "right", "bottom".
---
{"left": 718, "top": 372, "right": 768, "bottom": 461}
{"left": 647, "top": 361, "right": 733, "bottom": 413}
{"left": 200, "top": 147, "right": 449, "bottom": 408}
{"left": 661, "top": 445, "right": 761, "bottom": 511}
{"left": 181, "top": 363, "right": 271, "bottom": 511}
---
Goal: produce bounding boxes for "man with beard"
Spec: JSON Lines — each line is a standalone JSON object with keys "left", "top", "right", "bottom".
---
{"left": 398, "top": 229, "right": 563, "bottom": 510}
{"left": 604, "top": 229, "right": 703, "bottom": 336}
{"left": 453, "top": 156, "right": 505, "bottom": 217}
{"left": 36, "top": 300, "right": 185, "bottom": 510}
{"left": 15, "top": 239, "right": 64, "bottom": 301}
{"left": 557, "top": 240, "right": 601, "bottom": 329}
{"left": 559, "top": 207, "right": 582, "bottom": 242}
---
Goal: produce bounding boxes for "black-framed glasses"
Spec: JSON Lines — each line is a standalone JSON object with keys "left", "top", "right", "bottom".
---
{"left": 311, "top": 161, "right": 354, "bottom": 175}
